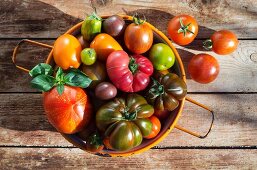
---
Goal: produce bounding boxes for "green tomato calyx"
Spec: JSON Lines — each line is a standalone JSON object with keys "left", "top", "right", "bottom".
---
{"left": 88, "top": 12, "right": 102, "bottom": 21}
{"left": 148, "top": 78, "right": 165, "bottom": 99}
{"left": 129, "top": 57, "right": 139, "bottom": 74}
{"left": 132, "top": 13, "right": 146, "bottom": 25}
{"left": 88, "top": 132, "right": 103, "bottom": 148}
{"left": 178, "top": 18, "right": 194, "bottom": 36}
{"left": 124, "top": 107, "right": 138, "bottom": 121}
{"left": 203, "top": 39, "right": 213, "bottom": 50}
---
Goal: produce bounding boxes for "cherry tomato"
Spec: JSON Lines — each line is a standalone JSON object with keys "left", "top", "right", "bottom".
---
{"left": 124, "top": 15, "right": 153, "bottom": 54}
{"left": 95, "top": 82, "right": 117, "bottom": 100}
{"left": 90, "top": 33, "right": 123, "bottom": 61}
{"left": 145, "top": 116, "right": 161, "bottom": 139}
{"left": 168, "top": 15, "right": 198, "bottom": 45}
{"left": 53, "top": 34, "right": 82, "bottom": 70}
{"left": 43, "top": 86, "right": 92, "bottom": 134}
{"left": 103, "top": 15, "right": 126, "bottom": 38}
{"left": 188, "top": 53, "right": 219, "bottom": 84}
{"left": 81, "top": 48, "right": 97, "bottom": 65}
{"left": 86, "top": 132, "right": 104, "bottom": 153}
{"left": 204, "top": 30, "right": 239, "bottom": 55}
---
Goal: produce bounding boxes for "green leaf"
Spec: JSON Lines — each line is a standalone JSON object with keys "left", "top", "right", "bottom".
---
{"left": 29, "top": 63, "right": 53, "bottom": 77}
{"left": 64, "top": 69, "right": 92, "bottom": 88}
{"left": 55, "top": 67, "right": 64, "bottom": 82}
{"left": 57, "top": 84, "right": 64, "bottom": 95}
{"left": 30, "top": 75, "right": 55, "bottom": 92}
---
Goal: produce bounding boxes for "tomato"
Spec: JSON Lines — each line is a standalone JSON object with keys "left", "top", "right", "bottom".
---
{"left": 149, "top": 43, "right": 175, "bottom": 71}
{"left": 53, "top": 34, "right": 82, "bottom": 70}
{"left": 204, "top": 30, "right": 239, "bottom": 55}
{"left": 96, "top": 94, "right": 154, "bottom": 151}
{"left": 145, "top": 73, "right": 187, "bottom": 112}
{"left": 95, "top": 82, "right": 117, "bottom": 100}
{"left": 168, "top": 15, "right": 198, "bottom": 45}
{"left": 154, "top": 109, "right": 170, "bottom": 120}
{"left": 145, "top": 116, "right": 161, "bottom": 139}
{"left": 107, "top": 50, "right": 153, "bottom": 92}
{"left": 43, "top": 86, "right": 92, "bottom": 134}
{"left": 124, "top": 16, "right": 153, "bottom": 54}
{"left": 81, "top": 61, "right": 107, "bottom": 88}
{"left": 90, "top": 33, "right": 123, "bottom": 61}
{"left": 188, "top": 53, "right": 219, "bottom": 84}
{"left": 81, "top": 13, "right": 102, "bottom": 41}
{"left": 103, "top": 15, "right": 126, "bottom": 38}
{"left": 81, "top": 48, "right": 97, "bottom": 65}
{"left": 85, "top": 132, "right": 104, "bottom": 153}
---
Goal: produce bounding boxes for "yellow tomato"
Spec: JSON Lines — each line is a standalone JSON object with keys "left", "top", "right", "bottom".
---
{"left": 90, "top": 33, "right": 123, "bottom": 61}
{"left": 53, "top": 34, "right": 82, "bottom": 70}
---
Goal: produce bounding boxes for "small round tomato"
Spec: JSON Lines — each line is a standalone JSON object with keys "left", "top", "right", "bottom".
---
{"left": 204, "top": 30, "right": 239, "bottom": 55}
{"left": 168, "top": 15, "right": 198, "bottom": 45}
{"left": 145, "top": 116, "right": 161, "bottom": 139}
{"left": 149, "top": 43, "right": 175, "bottom": 71}
{"left": 53, "top": 34, "right": 82, "bottom": 70}
{"left": 188, "top": 53, "right": 219, "bottom": 84}
{"left": 124, "top": 15, "right": 153, "bottom": 54}
{"left": 86, "top": 132, "right": 104, "bottom": 153}
{"left": 95, "top": 82, "right": 117, "bottom": 100}
{"left": 81, "top": 48, "right": 97, "bottom": 65}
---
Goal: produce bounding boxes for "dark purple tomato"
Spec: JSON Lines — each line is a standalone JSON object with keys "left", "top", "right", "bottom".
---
{"left": 95, "top": 82, "right": 117, "bottom": 100}
{"left": 103, "top": 15, "right": 125, "bottom": 37}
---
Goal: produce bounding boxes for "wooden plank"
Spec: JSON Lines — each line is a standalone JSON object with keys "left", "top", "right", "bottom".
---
{"left": 1, "top": 93, "right": 257, "bottom": 147}
{"left": 2, "top": 39, "right": 257, "bottom": 92}
{"left": 0, "top": 148, "right": 256, "bottom": 169}
{"left": 1, "top": 0, "right": 257, "bottom": 38}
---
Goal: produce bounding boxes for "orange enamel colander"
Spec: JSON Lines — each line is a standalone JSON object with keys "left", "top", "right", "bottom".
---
{"left": 12, "top": 15, "right": 214, "bottom": 157}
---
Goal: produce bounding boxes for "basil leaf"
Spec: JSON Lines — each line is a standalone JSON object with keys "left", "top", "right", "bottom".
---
{"left": 64, "top": 69, "right": 92, "bottom": 88}
{"left": 31, "top": 75, "right": 55, "bottom": 92}
{"left": 29, "top": 63, "right": 53, "bottom": 77}
{"left": 55, "top": 67, "right": 64, "bottom": 82}
{"left": 57, "top": 84, "right": 64, "bottom": 95}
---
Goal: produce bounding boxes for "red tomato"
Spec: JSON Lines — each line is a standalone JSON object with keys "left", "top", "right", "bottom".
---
{"left": 124, "top": 19, "right": 153, "bottom": 54}
{"left": 43, "top": 86, "right": 92, "bottom": 134}
{"left": 145, "top": 116, "right": 161, "bottom": 139}
{"left": 106, "top": 50, "right": 153, "bottom": 92}
{"left": 168, "top": 15, "right": 198, "bottom": 45}
{"left": 53, "top": 34, "right": 82, "bottom": 70}
{"left": 188, "top": 53, "right": 219, "bottom": 84}
{"left": 206, "top": 30, "right": 239, "bottom": 55}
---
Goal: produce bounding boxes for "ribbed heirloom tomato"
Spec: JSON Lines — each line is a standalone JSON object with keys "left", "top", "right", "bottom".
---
{"left": 43, "top": 86, "right": 92, "bottom": 134}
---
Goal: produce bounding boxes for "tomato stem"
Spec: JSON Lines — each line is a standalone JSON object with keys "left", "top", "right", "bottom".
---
{"left": 88, "top": 132, "right": 103, "bottom": 148}
{"left": 132, "top": 13, "right": 146, "bottom": 25}
{"left": 129, "top": 57, "right": 138, "bottom": 74}
{"left": 178, "top": 18, "right": 194, "bottom": 36}
{"left": 148, "top": 78, "right": 164, "bottom": 99}
{"left": 203, "top": 39, "right": 213, "bottom": 50}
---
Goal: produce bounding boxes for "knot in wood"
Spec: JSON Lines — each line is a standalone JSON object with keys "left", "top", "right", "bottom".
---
{"left": 250, "top": 53, "right": 257, "bottom": 63}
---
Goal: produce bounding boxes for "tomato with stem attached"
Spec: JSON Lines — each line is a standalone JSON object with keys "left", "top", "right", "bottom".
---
{"left": 203, "top": 30, "right": 239, "bottom": 55}
{"left": 188, "top": 53, "right": 219, "bottom": 84}
{"left": 168, "top": 15, "right": 198, "bottom": 45}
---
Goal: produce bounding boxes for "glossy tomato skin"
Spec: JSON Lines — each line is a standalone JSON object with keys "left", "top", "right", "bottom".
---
{"left": 95, "top": 82, "right": 117, "bottom": 100}
{"left": 103, "top": 15, "right": 125, "bottom": 37}
{"left": 96, "top": 94, "right": 154, "bottom": 151}
{"left": 107, "top": 50, "right": 153, "bottom": 92}
{"left": 145, "top": 116, "right": 161, "bottom": 139}
{"left": 188, "top": 53, "right": 220, "bottom": 84}
{"left": 124, "top": 23, "right": 153, "bottom": 54}
{"left": 90, "top": 33, "right": 123, "bottom": 61}
{"left": 149, "top": 43, "right": 175, "bottom": 71}
{"left": 168, "top": 15, "right": 198, "bottom": 45}
{"left": 53, "top": 34, "right": 82, "bottom": 70}
{"left": 211, "top": 30, "right": 239, "bottom": 55}
{"left": 43, "top": 86, "right": 92, "bottom": 134}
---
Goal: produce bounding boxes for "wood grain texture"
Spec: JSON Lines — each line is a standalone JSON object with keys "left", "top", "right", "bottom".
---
{"left": 3, "top": 40, "right": 257, "bottom": 92}
{"left": 1, "top": 93, "right": 256, "bottom": 147}
{"left": 0, "top": 148, "right": 256, "bottom": 169}
{"left": 1, "top": 0, "right": 257, "bottom": 38}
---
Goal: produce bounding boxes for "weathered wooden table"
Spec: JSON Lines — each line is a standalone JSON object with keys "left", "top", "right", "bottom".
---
{"left": 1, "top": 0, "right": 257, "bottom": 169}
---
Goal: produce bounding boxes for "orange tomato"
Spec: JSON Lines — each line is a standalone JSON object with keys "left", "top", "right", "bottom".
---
{"left": 90, "top": 33, "right": 123, "bottom": 61}
{"left": 145, "top": 116, "right": 161, "bottom": 139}
{"left": 53, "top": 34, "right": 82, "bottom": 70}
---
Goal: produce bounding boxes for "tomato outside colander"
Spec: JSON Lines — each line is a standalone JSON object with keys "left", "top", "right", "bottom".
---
{"left": 12, "top": 15, "right": 214, "bottom": 157}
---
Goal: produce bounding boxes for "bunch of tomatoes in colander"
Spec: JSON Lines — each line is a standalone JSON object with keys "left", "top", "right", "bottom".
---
{"left": 29, "top": 13, "right": 238, "bottom": 152}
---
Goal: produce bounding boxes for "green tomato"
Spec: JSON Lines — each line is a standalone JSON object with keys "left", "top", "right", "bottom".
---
{"left": 149, "top": 43, "right": 175, "bottom": 71}
{"left": 81, "top": 13, "right": 102, "bottom": 41}
{"left": 81, "top": 48, "right": 97, "bottom": 65}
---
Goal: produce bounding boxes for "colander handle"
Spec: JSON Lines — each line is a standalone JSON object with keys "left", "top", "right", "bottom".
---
{"left": 12, "top": 39, "right": 53, "bottom": 73}
{"left": 174, "top": 97, "right": 214, "bottom": 139}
